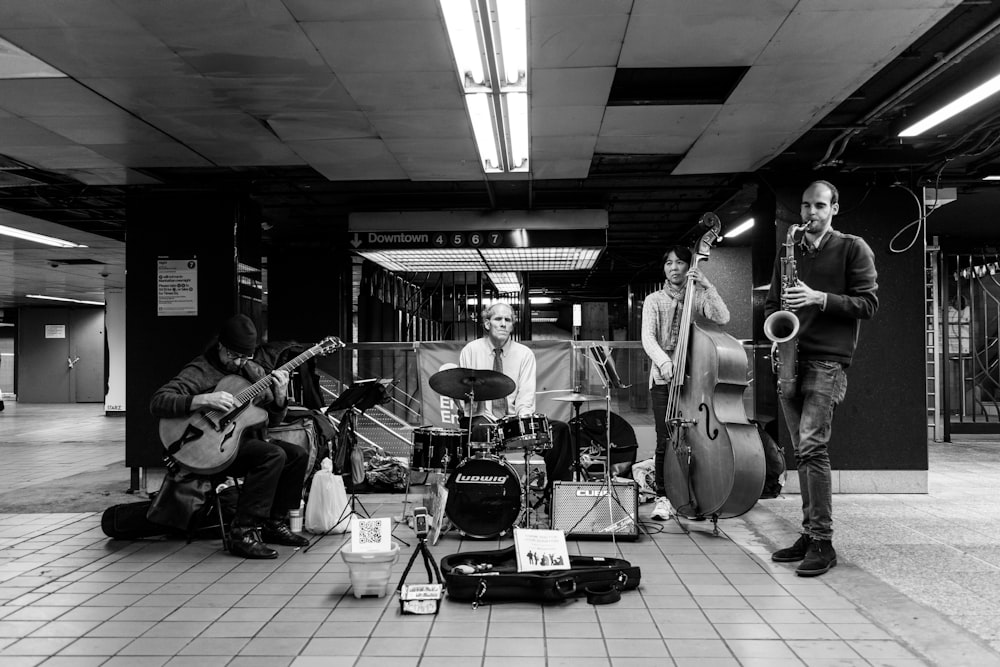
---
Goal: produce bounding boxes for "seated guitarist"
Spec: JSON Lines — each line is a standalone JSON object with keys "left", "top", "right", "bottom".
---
{"left": 149, "top": 314, "right": 310, "bottom": 559}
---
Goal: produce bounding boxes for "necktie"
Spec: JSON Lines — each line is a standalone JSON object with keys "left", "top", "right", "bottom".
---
{"left": 492, "top": 347, "right": 506, "bottom": 418}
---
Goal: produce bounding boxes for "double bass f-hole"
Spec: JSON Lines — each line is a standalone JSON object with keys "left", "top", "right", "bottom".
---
{"left": 698, "top": 403, "right": 719, "bottom": 441}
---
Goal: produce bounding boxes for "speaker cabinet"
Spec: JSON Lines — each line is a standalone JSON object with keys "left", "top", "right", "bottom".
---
{"left": 550, "top": 481, "right": 640, "bottom": 540}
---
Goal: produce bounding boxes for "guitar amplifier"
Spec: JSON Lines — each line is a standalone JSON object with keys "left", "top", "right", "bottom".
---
{"left": 550, "top": 480, "right": 640, "bottom": 540}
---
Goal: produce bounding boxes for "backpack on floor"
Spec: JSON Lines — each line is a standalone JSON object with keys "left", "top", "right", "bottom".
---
{"left": 101, "top": 501, "right": 172, "bottom": 540}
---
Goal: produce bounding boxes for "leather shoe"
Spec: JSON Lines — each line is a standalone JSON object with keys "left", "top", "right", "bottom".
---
{"left": 262, "top": 519, "right": 310, "bottom": 547}
{"left": 795, "top": 539, "right": 837, "bottom": 577}
{"left": 229, "top": 525, "right": 278, "bottom": 559}
{"left": 772, "top": 534, "right": 811, "bottom": 562}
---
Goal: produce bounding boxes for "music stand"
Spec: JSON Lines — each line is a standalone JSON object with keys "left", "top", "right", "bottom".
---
{"left": 305, "top": 378, "right": 391, "bottom": 552}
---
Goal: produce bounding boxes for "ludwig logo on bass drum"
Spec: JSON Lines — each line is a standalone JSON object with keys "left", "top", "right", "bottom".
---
{"left": 455, "top": 474, "right": 508, "bottom": 484}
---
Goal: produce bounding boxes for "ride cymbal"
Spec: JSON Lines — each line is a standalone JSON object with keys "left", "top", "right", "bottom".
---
{"left": 429, "top": 367, "right": 515, "bottom": 401}
{"left": 551, "top": 392, "right": 606, "bottom": 403}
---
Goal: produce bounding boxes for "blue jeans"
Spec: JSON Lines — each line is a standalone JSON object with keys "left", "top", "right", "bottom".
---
{"left": 779, "top": 360, "right": 847, "bottom": 541}
{"left": 650, "top": 383, "right": 670, "bottom": 496}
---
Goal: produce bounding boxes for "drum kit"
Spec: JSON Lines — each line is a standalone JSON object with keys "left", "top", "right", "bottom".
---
{"left": 415, "top": 367, "right": 602, "bottom": 539}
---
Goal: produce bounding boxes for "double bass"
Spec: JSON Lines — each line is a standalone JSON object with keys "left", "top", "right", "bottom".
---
{"left": 663, "top": 213, "right": 765, "bottom": 527}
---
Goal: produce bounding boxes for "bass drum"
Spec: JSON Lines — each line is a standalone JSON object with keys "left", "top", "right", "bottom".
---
{"left": 445, "top": 457, "right": 521, "bottom": 538}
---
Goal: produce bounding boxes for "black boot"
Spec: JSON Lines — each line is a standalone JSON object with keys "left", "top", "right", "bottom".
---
{"left": 229, "top": 524, "right": 278, "bottom": 559}
{"left": 795, "top": 539, "right": 837, "bottom": 577}
{"left": 262, "top": 519, "right": 310, "bottom": 547}
{"left": 772, "top": 534, "right": 811, "bottom": 562}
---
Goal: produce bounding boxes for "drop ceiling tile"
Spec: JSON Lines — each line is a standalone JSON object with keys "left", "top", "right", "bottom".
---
{"left": 674, "top": 131, "right": 794, "bottom": 175}
{"left": 728, "top": 63, "right": 870, "bottom": 105}
{"left": 1, "top": 144, "right": 121, "bottom": 170}
{"left": 82, "top": 76, "right": 222, "bottom": 113}
{"left": 531, "top": 68, "right": 616, "bottom": 108}
{"left": 89, "top": 142, "right": 213, "bottom": 168}
{"left": 1, "top": 27, "right": 197, "bottom": 78}
{"left": 532, "top": 136, "right": 598, "bottom": 160}
{"left": 760, "top": 7, "right": 950, "bottom": 65}
{"left": 31, "top": 114, "right": 171, "bottom": 145}
{"left": 712, "top": 102, "right": 823, "bottom": 134}
{"left": 287, "top": 138, "right": 407, "bottom": 180}
{"left": 209, "top": 75, "right": 359, "bottom": 114}
{"left": 533, "top": 107, "right": 605, "bottom": 138}
{"left": 268, "top": 112, "right": 376, "bottom": 141}
{"left": 141, "top": 112, "right": 280, "bottom": 144}
{"left": 531, "top": 14, "right": 629, "bottom": 69}
{"left": 339, "top": 71, "right": 463, "bottom": 112}
{"left": 0, "top": 1, "right": 138, "bottom": 29}
{"left": 366, "top": 109, "right": 472, "bottom": 140}
{"left": 530, "top": 159, "right": 593, "bottom": 180}
{"left": 186, "top": 141, "right": 303, "bottom": 166}
{"left": 595, "top": 134, "right": 695, "bottom": 155}
{"left": 63, "top": 168, "right": 161, "bottom": 186}
{"left": 0, "top": 117, "right": 73, "bottom": 147}
{"left": 303, "top": 19, "right": 453, "bottom": 73}
{"left": 285, "top": 0, "right": 438, "bottom": 21}
{"left": 0, "top": 78, "right": 127, "bottom": 117}
{"left": 531, "top": 0, "right": 632, "bottom": 17}
{"left": 620, "top": 10, "right": 789, "bottom": 68}
{"left": 600, "top": 105, "right": 720, "bottom": 138}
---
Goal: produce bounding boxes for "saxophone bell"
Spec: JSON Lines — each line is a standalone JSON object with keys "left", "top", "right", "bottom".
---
{"left": 764, "top": 309, "right": 799, "bottom": 344}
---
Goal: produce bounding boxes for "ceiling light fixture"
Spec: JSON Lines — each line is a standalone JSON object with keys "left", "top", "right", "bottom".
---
{"left": 723, "top": 218, "right": 755, "bottom": 239}
{"left": 488, "top": 271, "right": 521, "bottom": 293}
{"left": 899, "top": 72, "right": 1000, "bottom": 137}
{"left": 983, "top": 175, "right": 1000, "bottom": 180}
{"left": 440, "top": 0, "right": 529, "bottom": 173}
{"left": 26, "top": 294, "right": 104, "bottom": 306}
{"left": 0, "top": 224, "right": 87, "bottom": 248}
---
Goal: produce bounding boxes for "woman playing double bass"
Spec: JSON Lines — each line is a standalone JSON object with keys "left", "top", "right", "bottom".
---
{"left": 641, "top": 245, "right": 731, "bottom": 521}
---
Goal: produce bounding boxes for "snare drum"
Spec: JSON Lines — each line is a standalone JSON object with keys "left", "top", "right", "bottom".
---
{"left": 411, "top": 427, "right": 468, "bottom": 472}
{"left": 445, "top": 457, "right": 521, "bottom": 538}
{"left": 495, "top": 413, "right": 551, "bottom": 451}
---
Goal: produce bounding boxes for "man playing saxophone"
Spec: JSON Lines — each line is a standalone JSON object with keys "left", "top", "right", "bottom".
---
{"left": 764, "top": 180, "right": 879, "bottom": 577}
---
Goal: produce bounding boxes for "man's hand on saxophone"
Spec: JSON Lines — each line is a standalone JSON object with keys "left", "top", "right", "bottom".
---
{"left": 782, "top": 279, "right": 826, "bottom": 311}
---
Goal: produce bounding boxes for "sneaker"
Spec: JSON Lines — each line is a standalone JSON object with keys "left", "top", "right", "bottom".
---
{"left": 650, "top": 496, "right": 675, "bottom": 521}
{"left": 229, "top": 524, "right": 278, "bottom": 559}
{"left": 796, "top": 539, "right": 837, "bottom": 577}
{"left": 262, "top": 519, "right": 310, "bottom": 547}
{"left": 771, "top": 534, "right": 811, "bottom": 562}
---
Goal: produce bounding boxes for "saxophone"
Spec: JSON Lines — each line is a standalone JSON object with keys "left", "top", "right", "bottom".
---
{"left": 764, "top": 223, "right": 807, "bottom": 399}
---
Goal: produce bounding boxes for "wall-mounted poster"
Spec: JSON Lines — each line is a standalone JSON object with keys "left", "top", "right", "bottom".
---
{"left": 157, "top": 258, "right": 198, "bottom": 317}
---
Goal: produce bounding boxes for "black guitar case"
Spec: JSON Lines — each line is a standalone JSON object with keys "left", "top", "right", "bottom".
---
{"left": 440, "top": 546, "right": 640, "bottom": 606}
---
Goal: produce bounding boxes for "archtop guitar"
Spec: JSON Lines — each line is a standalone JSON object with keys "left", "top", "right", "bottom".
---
{"left": 159, "top": 336, "right": 343, "bottom": 474}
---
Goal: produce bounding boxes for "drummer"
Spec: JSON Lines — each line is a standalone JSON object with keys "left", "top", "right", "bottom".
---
{"left": 459, "top": 301, "right": 574, "bottom": 492}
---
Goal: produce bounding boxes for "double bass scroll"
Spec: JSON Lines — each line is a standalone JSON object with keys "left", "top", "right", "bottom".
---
{"left": 662, "top": 213, "right": 765, "bottom": 523}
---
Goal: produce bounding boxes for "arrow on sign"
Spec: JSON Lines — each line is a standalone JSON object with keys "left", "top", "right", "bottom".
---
{"left": 351, "top": 233, "right": 361, "bottom": 248}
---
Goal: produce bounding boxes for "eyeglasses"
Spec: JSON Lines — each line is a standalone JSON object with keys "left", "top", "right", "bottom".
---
{"left": 221, "top": 346, "right": 252, "bottom": 363}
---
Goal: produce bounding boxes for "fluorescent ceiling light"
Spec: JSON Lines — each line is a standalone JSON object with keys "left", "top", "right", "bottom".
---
{"left": 355, "top": 246, "right": 602, "bottom": 273}
{"left": 27, "top": 294, "right": 104, "bottom": 306}
{"left": 983, "top": 175, "right": 1000, "bottom": 180}
{"left": 488, "top": 271, "right": 521, "bottom": 293}
{"left": 0, "top": 224, "right": 87, "bottom": 248}
{"left": 723, "top": 218, "right": 755, "bottom": 239}
{"left": 533, "top": 317, "right": 557, "bottom": 323}
{"left": 530, "top": 296, "right": 552, "bottom": 305}
{"left": 0, "top": 38, "right": 66, "bottom": 79}
{"left": 899, "top": 72, "right": 1000, "bottom": 137}
{"left": 440, "top": 0, "right": 529, "bottom": 173}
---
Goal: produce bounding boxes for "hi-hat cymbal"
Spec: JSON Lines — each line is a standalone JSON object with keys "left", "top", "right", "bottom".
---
{"left": 551, "top": 392, "right": 606, "bottom": 403}
{"left": 429, "top": 367, "right": 516, "bottom": 401}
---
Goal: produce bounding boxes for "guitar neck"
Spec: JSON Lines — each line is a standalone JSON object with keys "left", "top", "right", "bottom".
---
{"left": 233, "top": 345, "right": 324, "bottom": 406}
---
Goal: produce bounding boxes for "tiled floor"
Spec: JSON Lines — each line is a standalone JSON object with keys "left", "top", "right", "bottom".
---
{"left": 1, "top": 402, "right": 999, "bottom": 666}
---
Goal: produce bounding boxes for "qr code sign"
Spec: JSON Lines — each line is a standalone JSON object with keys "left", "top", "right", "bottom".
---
{"left": 356, "top": 518, "right": 383, "bottom": 545}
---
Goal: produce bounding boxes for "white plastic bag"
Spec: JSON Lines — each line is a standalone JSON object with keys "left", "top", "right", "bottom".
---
{"left": 305, "top": 458, "right": 349, "bottom": 534}
{"left": 631, "top": 457, "right": 656, "bottom": 502}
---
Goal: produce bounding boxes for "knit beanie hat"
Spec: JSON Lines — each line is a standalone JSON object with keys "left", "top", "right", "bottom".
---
{"left": 219, "top": 314, "right": 257, "bottom": 356}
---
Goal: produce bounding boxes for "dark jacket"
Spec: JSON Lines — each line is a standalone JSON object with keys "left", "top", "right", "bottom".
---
{"left": 765, "top": 229, "right": 878, "bottom": 367}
